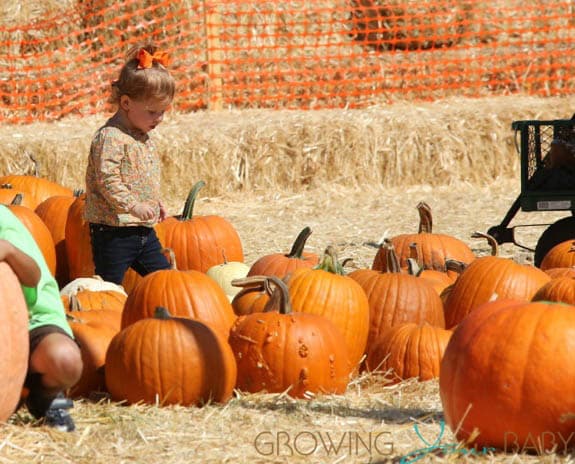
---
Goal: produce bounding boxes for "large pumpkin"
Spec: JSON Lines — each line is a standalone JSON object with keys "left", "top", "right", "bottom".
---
{"left": 106, "top": 307, "right": 237, "bottom": 406}
{"left": 0, "top": 263, "right": 30, "bottom": 421}
{"left": 157, "top": 181, "right": 243, "bottom": 272}
{"left": 372, "top": 201, "right": 475, "bottom": 276}
{"left": 229, "top": 276, "right": 352, "bottom": 398}
{"left": 285, "top": 246, "right": 370, "bottom": 368}
{"left": 440, "top": 299, "right": 575, "bottom": 453}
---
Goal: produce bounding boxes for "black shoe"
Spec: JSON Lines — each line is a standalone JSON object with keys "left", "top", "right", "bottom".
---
{"left": 27, "top": 393, "right": 76, "bottom": 432}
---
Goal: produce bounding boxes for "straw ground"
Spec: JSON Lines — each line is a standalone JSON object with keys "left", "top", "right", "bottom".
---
{"left": 1, "top": 95, "right": 575, "bottom": 462}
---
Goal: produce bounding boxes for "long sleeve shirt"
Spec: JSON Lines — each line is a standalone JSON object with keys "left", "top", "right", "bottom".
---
{"left": 85, "top": 115, "right": 162, "bottom": 227}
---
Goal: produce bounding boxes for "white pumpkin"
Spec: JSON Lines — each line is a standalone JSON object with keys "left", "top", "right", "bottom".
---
{"left": 206, "top": 261, "right": 250, "bottom": 301}
{"left": 60, "top": 275, "right": 127, "bottom": 297}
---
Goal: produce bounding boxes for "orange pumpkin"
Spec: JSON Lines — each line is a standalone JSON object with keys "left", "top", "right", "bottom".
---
{"left": 440, "top": 299, "right": 575, "bottom": 453}
{"left": 443, "top": 255, "right": 551, "bottom": 329}
{"left": 365, "top": 322, "right": 452, "bottom": 383}
{"left": 229, "top": 276, "right": 352, "bottom": 398}
{"left": 247, "top": 227, "right": 319, "bottom": 278}
{"left": 373, "top": 201, "right": 475, "bottom": 278}
{"left": 7, "top": 203, "right": 57, "bottom": 276}
{"left": 531, "top": 276, "right": 575, "bottom": 305}
{"left": 350, "top": 241, "right": 445, "bottom": 352}
{"left": 0, "top": 187, "right": 39, "bottom": 209}
{"left": 0, "top": 263, "right": 30, "bottom": 421}
{"left": 157, "top": 181, "right": 243, "bottom": 272}
{"left": 285, "top": 246, "right": 370, "bottom": 368}
{"left": 539, "top": 240, "right": 575, "bottom": 270}
{"left": 35, "top": 194, "right": 77, "bottom": 287}
{"left": 0, "top": 175, "right": 73, "bottom": 205}
{"left": 121, "top": 265, "right": 236, "bottom": 337}
{"left": 65, "top": 194, "right": 94, "bottom": 280}
{"left": 106, "top": 307, "right": 237, "bottom": 406}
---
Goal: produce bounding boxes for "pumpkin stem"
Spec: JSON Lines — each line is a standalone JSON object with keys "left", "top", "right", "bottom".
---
{"left": 154, "top": 306, "right": 172, "bottom": 319}
{"left": 406, "top": 257, "right": 422, "bottom": 276}
{"left": 68, "top": 294, "right": 85, "bottom": 312}
{"left": 416, "top": 201, "right": 433, "bottom": 234}
{"left": 382, "top": 239, "right": 402, "bottom": 274}
{"left": 286, "top": 227, "right": 312, "bottom": 258}
{"left": 11, "top": 193, "right": 23, "bottom": 205}
{"left": 471, "top": 231, "right": 498, "bottom": 256}
{"left": 314, "top": 245, "right": 345, "bottom": 275}
{"left": 161, "top": 248, "right": 178, "bottom": 270}
{"left": 181, "top": 180, "right": 206, "bottom": 220}
{"left": 445, "top": 258, "right": 467, "bottom": 274}
{"left": 231, "top": 275, "right": 292, "bottom": 314}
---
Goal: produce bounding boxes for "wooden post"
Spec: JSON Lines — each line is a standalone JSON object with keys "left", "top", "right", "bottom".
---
{"left": 203, "top": 1, "right": 224, "bottom": 111}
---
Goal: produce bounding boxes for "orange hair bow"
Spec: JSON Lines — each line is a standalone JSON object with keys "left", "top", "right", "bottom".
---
{"left": 137, "top": 49, "right": 170, "bottom": 69}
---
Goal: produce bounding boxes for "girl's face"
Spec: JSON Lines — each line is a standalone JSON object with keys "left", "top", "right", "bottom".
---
{"left": 120, "top": 95, "right": 171, "bottom": 133}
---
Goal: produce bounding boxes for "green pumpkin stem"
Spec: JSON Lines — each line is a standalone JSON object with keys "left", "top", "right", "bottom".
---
{"left": 154, "top": 306, "right": 172, "bottom": 320}
{"left": 287, "top": 227, "right": 312, "bottom": 258}
{"left": 417, "top": 201, "right": 433, "bottom": 234}
{"left": 314, "top": 245, "right": 345, "bottom": 275}
{"left": 181, "top": 180, "right": 206, "bottom": 220}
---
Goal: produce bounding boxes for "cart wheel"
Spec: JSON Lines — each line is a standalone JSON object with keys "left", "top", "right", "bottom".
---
{"left": 534, "top": 216, "right": 575, "bottom": 267}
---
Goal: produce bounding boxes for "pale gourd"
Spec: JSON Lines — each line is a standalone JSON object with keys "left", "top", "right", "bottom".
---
{"left": 206, "top": 261, "right": 250, "bottom": 301}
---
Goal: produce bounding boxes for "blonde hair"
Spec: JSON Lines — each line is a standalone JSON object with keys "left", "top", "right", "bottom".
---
{"left": 110, "top": 43, "right": 176, "bottom": 106}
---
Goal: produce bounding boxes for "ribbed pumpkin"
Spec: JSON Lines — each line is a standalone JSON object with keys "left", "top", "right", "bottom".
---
{"left": 65, "top": 194, "right": 94, "bottom": 280}
{"left": 443, "top": 253, "right": 551, "bottom": 329}
{"left": 545, "top": 267, "right": 575, "bottom": 279}
{"left": 229, "top": 276, "right": 352, "bottom": 398}
{"left": 0, "top": 263, "right": 30, "bottom": 422}
{"left": 231, "top": 278, "right": 272, "bottom": 316}
{"left": 285, "top": 246, "right": 370, "bottom": 368}
{"left": 106, "top": 307, "right": 237, "bottom": 406}
{"left": 7, "top": 202, "right": 57, "bottom": 276}
{"left": 365, "top": 323, "right": 452, "bottom": 383}
{"left": 61, "top": 288, "right": 126, "bottom": 313}
{"left": 157, "top": 181, "right": 243, "bottom": 272}
{"left": 350, "top": 241, "right": 445, "bottom": 352}
{"left": 35, "top": 194, "right": 77, "bottom": 287}
{"left": 373, "top": 201, "right": 475, "bottom": 278}
{"left": 0, "top": 175, "right": 73, "bottom": 206}
{"left": 539, "top": 240, "right": 575, "bottom": 270}
{"left": 440, "top": 299, "right": 575, "bottom": 453}
{"left": 531, "top": 276, "right": 575, "bottom": 305}
{"left": 407, "top": 242, "right": 453, "bottom": 295}
{"left": 121, "top": 260, "right": 236, "bottom": 337}
{"left": 67, "top": 319, "right": 117, "bottom": 399}
{"left": 247, "top": 227, "right": 319, "bottom": 278}
{"left": 0, "top": 187, "right": 39, "bottom": 209}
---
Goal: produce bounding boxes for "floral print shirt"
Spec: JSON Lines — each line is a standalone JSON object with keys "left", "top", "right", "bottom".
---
{"left": 85, "top": 114, "right": 162, "bottom": 227}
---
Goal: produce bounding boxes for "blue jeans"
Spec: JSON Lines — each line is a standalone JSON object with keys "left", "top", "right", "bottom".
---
{"left": 89, "top": 223, "right": 170, "bottom": 284}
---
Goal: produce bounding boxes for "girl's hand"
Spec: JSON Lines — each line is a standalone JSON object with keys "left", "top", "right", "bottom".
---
{"left": 130, "top": 202, "right": 156, "bottom": 221}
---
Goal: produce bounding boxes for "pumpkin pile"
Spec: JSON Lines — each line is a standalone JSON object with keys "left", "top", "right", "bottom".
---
{"left": 6, "top": 172, "right": 575, "bottom": 456}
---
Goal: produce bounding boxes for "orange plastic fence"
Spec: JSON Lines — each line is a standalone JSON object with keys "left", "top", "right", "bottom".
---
{"left": 0, "top": 0, "right": 574, "bottom": 124}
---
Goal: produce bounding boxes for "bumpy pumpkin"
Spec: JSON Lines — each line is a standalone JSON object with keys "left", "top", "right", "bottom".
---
{"left": 106, "top": 307, "right": 237, "bottom": 406}
{"left": 229, "top": 276, "right": 352, "bottom": 398}
{"left": 0, "top": 263, "right": 30, "bottom": 422}
{"left": 247, "top": 226, "right": 319, "bottom": 278}
{"left": 440, "top": 299, "right": 575, "bottom": 453}
{"left": 157, "top": 181, "right": 243, "bottom": 272}
{"left": 365, "top": 322, "right": 452, "bottom": 383}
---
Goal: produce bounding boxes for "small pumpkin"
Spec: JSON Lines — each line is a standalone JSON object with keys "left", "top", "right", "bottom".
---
{"left": 247, "top": 226, "right": 319, "bottom": 278}
{"left": 206, "top": 253, "right": 250, "bottom": 302}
